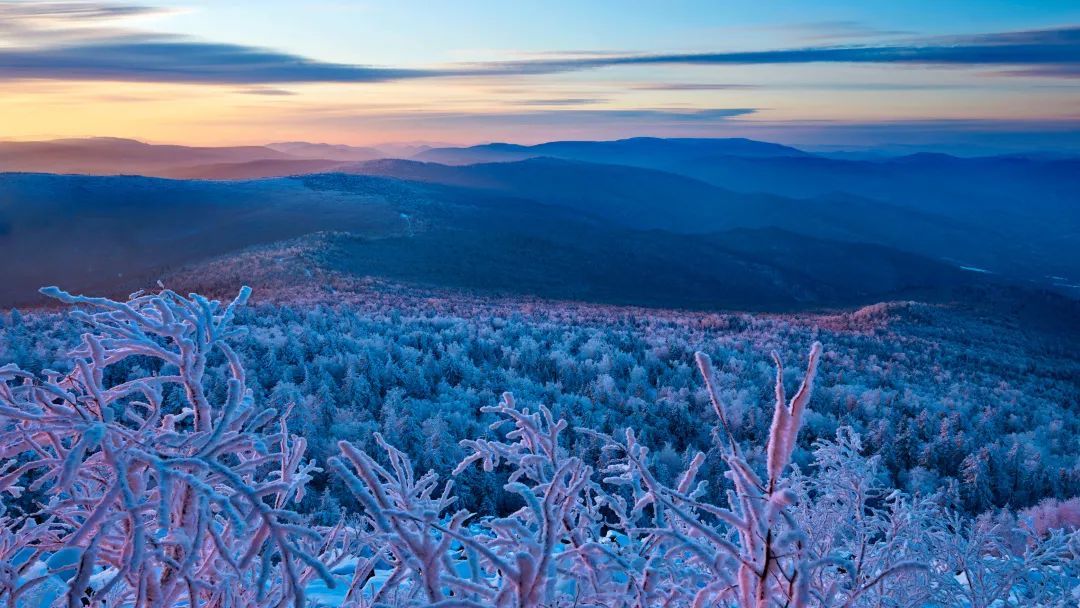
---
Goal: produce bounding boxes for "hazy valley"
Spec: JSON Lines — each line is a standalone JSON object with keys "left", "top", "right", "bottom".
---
{"left": 3, "top": 136, "right": 1077, "bottom": 312}
{"left": 2, "top": 135, "right": 1078, "bottom": 607}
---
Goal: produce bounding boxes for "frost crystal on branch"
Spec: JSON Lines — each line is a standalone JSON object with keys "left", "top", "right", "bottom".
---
{"left": 0, "top": 287, "right": 334, "bottom": 608}
{"left": 589, "top": 343, "right": 838, "bottom": 607}
{"left": 2, "top": 289, "right": 1076, "bottom": 608}
{"left": 329, "top": 342, "right": 935, "bottom": 607}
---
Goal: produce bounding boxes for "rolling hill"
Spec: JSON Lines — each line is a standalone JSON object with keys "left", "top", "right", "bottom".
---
{"left": 0, "top": 137, "right": 384, "bottom": 178}
{"left": 2, "top": 135, "right": 1075, "bottom": 305}
{"left": 338, "top": 157, "right": 1047, "bottom": 281}
{"left": 0, "top": 137, "right": 293, "bottom": 175}
{"left": 406, "top": 140, "right": 1080, "bottom": 283}
{"left": 0, "top": 171, "right": 981, "bottom": 310}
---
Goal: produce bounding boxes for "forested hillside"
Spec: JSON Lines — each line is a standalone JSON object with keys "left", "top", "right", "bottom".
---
{"left": 4, "top": 136, "right": 1077, "bottom": 299}
{"left": 5, "top": 278, "right": 1076, "bottom": 519}
{"left": 1, "top": 285, "right": 1076, "bottom": 607}
{"left": 0, "top": 172, "right": 980, "bottom": 310}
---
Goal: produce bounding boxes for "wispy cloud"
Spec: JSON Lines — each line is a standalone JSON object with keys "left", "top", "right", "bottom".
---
{"left": 0, "top": 2, "right": 1076, "bottom": 85}
{"left": 294, "top": 107, "right": 758, "bottom": 132}
{"left": 236, "top": 87, "right": 298, "bottom": 96}
{"left": 991, "top": 64, "right": 1080, "bottom": 78}
{"left": 0, "top": 1, "right": 159, "bottom": 21}
{"left": 474, "top": 26, "right": 1080, "bottom": 77}
{"left": 0, "top": 0, "right": 434, "bottom": 83}
{"left": 507, "top": 98, "right": 607, "bottom": 106}
{"left": 0, "top": 1, "right": 172, "bottom": 44}
{"left": 366, "top": 107, "right": 759, "bottom": 124}
{"left": 0, "top": 40, "right": 445, "bottom": 83}
{"left": 631, "top": 83, "right": 759, "bottom": 91}
{"left": 0, "top": 0, "right": 163, "bottom": 27}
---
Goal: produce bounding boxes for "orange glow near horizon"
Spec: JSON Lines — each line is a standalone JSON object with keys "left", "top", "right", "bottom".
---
{"left": 0, "top": 1, "right": 1077, "bottom": 150}
{"left": 3, "top": 67, "right": 1077, "bottom": 148}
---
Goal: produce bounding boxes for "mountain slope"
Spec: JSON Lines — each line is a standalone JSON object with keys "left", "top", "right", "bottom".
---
{"left": 161, "top": 159, "right": 349, "bottom": 180}
{"left": 0, "top": 138, "right": 385, "bottom": 178}
{"left": 341, "top": 157, "right": 1037, "bottom": 278}
{"left": 0, "top": 173, "right": 409, "bottom": 304}
{"left": 0, "top": 172, "right": 978, "bottom": 310}
{"left": 0, "top": 138, "right": 294, "bottom": 175}
{"left": 266, "top": 142, "right": 384, "bottom": 161}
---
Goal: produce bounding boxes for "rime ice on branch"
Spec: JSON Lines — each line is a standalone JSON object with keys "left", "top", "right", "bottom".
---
{"left": 0, "top": 287, "right": 335, "bottom": 608}
{"left": 586, "top": 342, "right": 917, "bottom": 608}
{"left": 330, "top": 392, "right": 607, "bottom": 607}
{"left": 330, "top": 341, "right": 926, "bottom": 607}
{"left": 2, "top": 288, "right": 1076, "bottom": 608}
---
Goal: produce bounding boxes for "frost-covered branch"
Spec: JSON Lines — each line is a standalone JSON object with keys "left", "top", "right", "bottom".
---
{"left": 4, "top": 287, "right": 1075, "bottom": 608}
{"left": 0, "top": 287, "right": 333, "bottom": 608}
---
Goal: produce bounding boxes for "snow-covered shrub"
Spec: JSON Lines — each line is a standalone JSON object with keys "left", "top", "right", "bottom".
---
{"left": 0, "top": 287, "right": 335, "bottom": 607}
{"left": 925, "top": 510, "right": 1079, "bottom": 608}
{"left": 330, "top": 339, "right": 1078, "bottom": 607}
{"left": 327, "top": 342, "right": 935, "bottom": 607}
{"left": 1019, "top": 497, "right": 1080, "bottom": 537}
{"left": 329, "top": 392, "right": 608, "bottom": 607}
{"left": 789, "top": 428, "right": 938, "bottom": 607}
{"left": 7, "top": 291, "right": 1077, "bottom": 518}
{"left": 584, "top": 345, "right": 928, "bottom": 607}
{"left": 2, "top": 287, "right": 1077, "bottom": 607}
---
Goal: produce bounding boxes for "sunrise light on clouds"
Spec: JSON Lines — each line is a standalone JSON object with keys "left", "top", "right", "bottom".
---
{"left": 1, "top": 0, "right": 1077, "bottom": 150}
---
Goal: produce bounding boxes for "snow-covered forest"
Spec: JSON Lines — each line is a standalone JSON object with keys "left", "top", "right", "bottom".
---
{"left": 3, "top": 283, "right": 1077, "bottom": 519}
{"left": 1, "top": 286, "right": 1077, "bottom": 606}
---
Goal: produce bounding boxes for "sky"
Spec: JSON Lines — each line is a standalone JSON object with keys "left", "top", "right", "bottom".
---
{"left": 1, "top": 0, "right": 1078, "bottom": 151}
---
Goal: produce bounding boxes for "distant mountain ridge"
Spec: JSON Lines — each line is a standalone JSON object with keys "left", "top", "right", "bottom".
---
{"left": 2, "top": 135, "right": 1075, "bottom": 298}
{"left": 266, "top": 142, "right": 384, "bottom": 161}
{"left": 0, "top": 137, "right": 293, "bottom": 175}
{"left": 0, "top": 137, "right": 387, "bottom": 177}
{"left": 334, "top": 156, "right": 1074, "bottom": 283}
{"left": 413, "top": 136, "right": 809, "bottom": 166}
{"left": 401, "top": 140, "right": 1079, "bottom": 285}
{"left": 0, "top": 136, "right": 811, "bottom": 178}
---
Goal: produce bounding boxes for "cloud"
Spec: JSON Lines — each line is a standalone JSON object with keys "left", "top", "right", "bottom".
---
{"left": 236, "top": 87, "right": 298, "bottom": 96}
{"left": 634, "top": 81, "right": 1059, "bottom": 92}
{"left": 0, "top": 2, "right": 1076, "bottom": 86}
{"left": 990, "top": 65, "right": 1080, "bottom": 78}
{"left": 0, "top": 41, "right": 441, "bottom": 83}
{"left": 0, "top": 0, "right": 436, "bottom": 83}
{"left": 632, "top": 83, "right": 758, "bottom": 91}
{"left": 0, "top": 1, "right": 162, "bottom": 23}
{"left": 295, "top": 107, "right": 758, "bottom": 131}
{"left": 474, "top": 25, "right": 1080, "bottom": 77}
{"left": 507, "top": 98, "right": 606, "bottom": 106}
{"left": 380, "top": 108, "right": 758, "bottom": 124}
{"left": 0, "top": 1, "right": 171, "bottom": 44}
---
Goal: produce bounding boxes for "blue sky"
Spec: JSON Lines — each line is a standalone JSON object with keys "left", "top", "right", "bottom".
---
{"left": 1, "top": 1, "right": 1077, "bottom": 151}
{"left": 154, "top": 1, "right": 1080, "bottom": 64}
